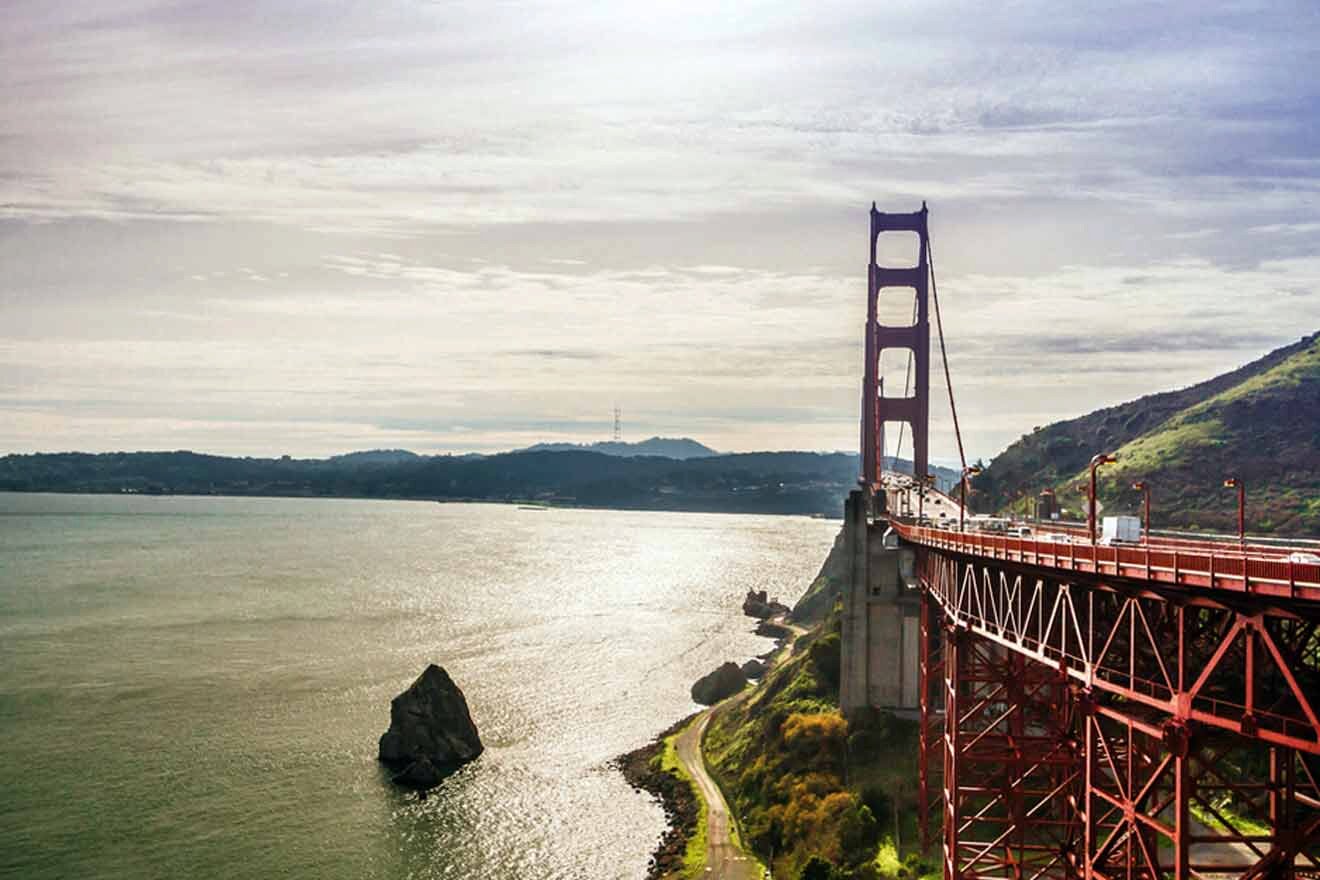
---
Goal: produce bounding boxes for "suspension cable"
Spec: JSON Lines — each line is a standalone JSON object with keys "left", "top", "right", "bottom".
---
{"left": 928, "top": 235, "right": 968, "bottom": 475}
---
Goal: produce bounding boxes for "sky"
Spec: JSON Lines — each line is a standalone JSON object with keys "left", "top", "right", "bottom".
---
{"left": 3, "top": 0, "right": 1319, "bottom": 464}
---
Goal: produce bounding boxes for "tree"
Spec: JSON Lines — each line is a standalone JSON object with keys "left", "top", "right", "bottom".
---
{"left": 799, "top": 854, "right": 843, "bottom": 880}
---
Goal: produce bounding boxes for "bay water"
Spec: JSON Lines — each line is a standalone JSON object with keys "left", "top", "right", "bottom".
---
{"left": 0, "top": 493, "right": 837, "bottom": 879}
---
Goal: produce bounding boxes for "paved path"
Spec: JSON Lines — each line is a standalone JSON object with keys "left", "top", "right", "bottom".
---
{"left": 672, "top": 616, "right": 806, "bottom": 879}
{"left": 674, "top": 710, "right": 760, "bottom": 879}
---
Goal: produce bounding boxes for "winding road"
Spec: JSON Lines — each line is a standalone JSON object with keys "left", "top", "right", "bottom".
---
{"left": 674, "top": 618, "right": 808, "bottom": 879}
{"left": 674, "top": 710, "right": 761, "bottom": 879}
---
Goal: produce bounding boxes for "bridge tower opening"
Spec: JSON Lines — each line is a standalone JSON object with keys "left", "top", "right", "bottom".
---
{"left": 863, "top": 202, "right": 930, "bottom": 494}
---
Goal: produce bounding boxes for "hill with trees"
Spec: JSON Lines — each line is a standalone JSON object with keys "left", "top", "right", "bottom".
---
{"left": 0, "top": 447, "right": 959, "bottom": 519}
{"left": 974, "top": 332, "right": 1320, "bottom": 536}
{"left": 516, "top": 436, "right": 718, "bottom": 459}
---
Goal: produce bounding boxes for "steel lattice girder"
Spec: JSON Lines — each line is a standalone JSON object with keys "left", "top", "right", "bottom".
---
{"left": 942, "top": 626, "right": 1082, "bottom": 880}
{"left": 916, "top": 550, "right": 1320, "bottom": 880}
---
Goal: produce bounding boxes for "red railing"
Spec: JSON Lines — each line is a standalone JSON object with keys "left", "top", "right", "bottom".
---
{"left": 890, "top": 520, "right": 1320, "bottom": 603}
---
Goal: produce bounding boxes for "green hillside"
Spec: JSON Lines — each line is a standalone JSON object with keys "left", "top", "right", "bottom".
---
{"left": 975, "top": 332, "right": 1320, "bottom": 536}
{"left": 703, "top": 617, "right": 935, "bottom": 880}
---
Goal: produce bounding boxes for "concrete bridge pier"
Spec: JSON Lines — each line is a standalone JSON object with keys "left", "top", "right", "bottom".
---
{"left": 840, "top": 488, "right": 921, "bottom": 717}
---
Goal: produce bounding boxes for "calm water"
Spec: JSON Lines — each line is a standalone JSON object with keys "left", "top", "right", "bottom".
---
{"left": 0, "top": 493, "right": 837, "bottom": 879}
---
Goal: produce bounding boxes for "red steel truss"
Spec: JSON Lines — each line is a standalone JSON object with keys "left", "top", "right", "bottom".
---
{"left": 856, "top": 206, "right": 1320, "bottom": 877}
{"left": 908, "top": 532, "right": 1320, "bottom": 879}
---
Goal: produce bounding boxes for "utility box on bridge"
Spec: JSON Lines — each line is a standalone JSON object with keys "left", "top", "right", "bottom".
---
{"left": 839, "top": 489, "right": 921, "bottom": 716}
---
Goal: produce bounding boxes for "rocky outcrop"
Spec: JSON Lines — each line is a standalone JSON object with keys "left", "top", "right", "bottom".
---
{"left": 740, "top": 658, "right": 768, "bottom": 680}
{"left": 789, "top": 528, "right": 848, "bottom": 625}
{"left": 691, "top": 661, "right": 746, "bottom": 705}
{"left": 755, "top": 620, "right": 791, "bottom": 640}
{"left": 391, "top": 756, "right": 445, "bottom": 789}
{"left": 742, "top": 589, "right": 790, "bottom": 620}
{"left": 379, "top": 664, "right": 483, "bottom": 788}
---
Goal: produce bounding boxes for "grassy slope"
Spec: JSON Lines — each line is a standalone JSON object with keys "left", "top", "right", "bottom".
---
{"left": 977, "top": 332, "right": 1320, "bottom": 535}
{"left": 658, "top": 720, "right": 709, "bottom": 879}
{"left": 788, "top": 527, "right": 848, "bottom": 626}
{"left": 703, "top": 603, "right": 936, "bottom": 880}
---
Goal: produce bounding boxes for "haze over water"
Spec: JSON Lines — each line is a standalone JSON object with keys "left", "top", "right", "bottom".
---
{"left": 0, "top": 493, "right": 837, "bottom": 879}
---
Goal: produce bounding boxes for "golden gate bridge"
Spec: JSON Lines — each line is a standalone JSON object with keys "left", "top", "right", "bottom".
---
{"left": 857, "top": 203, "right": 1320, "bottom": 880}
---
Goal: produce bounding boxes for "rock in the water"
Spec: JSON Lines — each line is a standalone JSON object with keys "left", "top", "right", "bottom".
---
{"left": 691, "top": 661, "right": 746, "bottom": 705}
{"left": 379, "top": 664, "right": 483, "bottom": 786}
{"left": 392, "top": 756, "right": 445, "bottom": 789}
{"left": 754, "top": 620, "right": 791, "bottom": 640}
{"left": 742, "top": 589, "right": 790, "bottom": 620}
{"left": 741, "top": 659, "right": 768, "bottom": 680}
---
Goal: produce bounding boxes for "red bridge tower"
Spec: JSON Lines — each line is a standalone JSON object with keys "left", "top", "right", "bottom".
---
{"left": 863, "top": 202, "right": 930, "bottom": 493}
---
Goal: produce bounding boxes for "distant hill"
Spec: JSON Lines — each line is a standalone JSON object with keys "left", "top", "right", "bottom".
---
{"left": 0, "top": 448, "right": 851, "bottom": 517}
{"left": 516, "top": 436, "right": 718, "bottom": 459}
{"left": 328, "top": 449, "right": 421, "bottom": 467}
{"left": 976, "top": 332, "right": 1320, "bottom": 536}
{"left": 0, "top": 443, "right": 963, "bottom": 518}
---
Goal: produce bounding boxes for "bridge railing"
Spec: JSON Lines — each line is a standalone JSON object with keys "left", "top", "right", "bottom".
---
{"left": 890, "top": 520, "right": 1320, "bottom": 603}
{"left": 1038, "top": 518, "right": 1305, "bottom": 558}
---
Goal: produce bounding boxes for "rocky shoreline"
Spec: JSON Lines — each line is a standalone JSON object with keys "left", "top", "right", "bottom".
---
{"left": 613, "top": 713, "right": 701, "bottom": 880}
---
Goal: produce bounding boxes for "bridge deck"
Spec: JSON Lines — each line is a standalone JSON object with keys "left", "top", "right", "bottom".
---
{"left": 890, "top": 520, "right": 1320, "bottom": 604}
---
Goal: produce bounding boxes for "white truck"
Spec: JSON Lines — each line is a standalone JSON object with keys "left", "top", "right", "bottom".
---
{"left": 1100, "top": 515, "right": 1142, "bottom": 545}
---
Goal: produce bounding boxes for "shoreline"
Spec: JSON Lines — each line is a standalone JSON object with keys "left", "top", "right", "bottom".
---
{"left": 614, "top": 713, "right": 703, "bottom": 880}
{"left": 0, "top": 489, "right": 843, "bottom": 521}
{"left": 615, "top": 618, "right": 802, "bottom": 879}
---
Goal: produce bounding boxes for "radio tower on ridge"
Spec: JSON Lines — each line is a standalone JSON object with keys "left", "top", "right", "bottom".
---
{"left": 612, "top": 404, "right": 622, "bottom": 442}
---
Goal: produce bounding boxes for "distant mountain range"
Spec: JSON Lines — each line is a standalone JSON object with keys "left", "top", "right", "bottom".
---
{"left": 515, "top": 436, "right": 717, "bottom": 459}
{"left": 0, "top": 444, "right": 959, "bottom": 519}
{"left": 976, "top": 332, "right": 1320, "bottom": 536}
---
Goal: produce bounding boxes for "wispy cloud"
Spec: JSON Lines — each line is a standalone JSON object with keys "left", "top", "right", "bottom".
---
{"left": 0, "top": 0, "right": 1317, "bottom": 457}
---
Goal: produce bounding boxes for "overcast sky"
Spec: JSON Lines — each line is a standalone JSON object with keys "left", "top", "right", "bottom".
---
{"left": 3, "top": 1, "right": 1319, "bottom": 463}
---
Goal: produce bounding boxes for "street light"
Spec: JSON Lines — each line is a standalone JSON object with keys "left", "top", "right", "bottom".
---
{"left": 1224, "top": 477, "right": 1245, "bottom": 547}
{"left": 1131, "top": 481, "right": 1151, "bottom": 544}
{"left": 960, "top": 465, "right": 982, "bottom": 532}
{"left": 1089, "top": 453, "right": 1118, "bottom": 544}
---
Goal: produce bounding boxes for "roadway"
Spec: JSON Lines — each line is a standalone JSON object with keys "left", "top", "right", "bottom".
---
{"left": 878, "top": 472, "right": 1320, "bottom": 563}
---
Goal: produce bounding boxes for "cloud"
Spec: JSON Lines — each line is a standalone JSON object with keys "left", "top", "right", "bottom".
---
{"left": 0, "top": 0, "right": 1318, "bottom": 458}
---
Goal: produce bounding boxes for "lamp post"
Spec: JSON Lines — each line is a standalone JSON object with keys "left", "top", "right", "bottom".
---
{"left": 1224, "top": 477, "right": 1245, "bottom": 547}
{"left": 959, "top": 465, "right": 981, "bottom": 532}
{"left": 1131, "top": 481, "right": 1151, "bottom": 544}
{"left": 1088, "top": 453, "right": 1118, "bottom": 544}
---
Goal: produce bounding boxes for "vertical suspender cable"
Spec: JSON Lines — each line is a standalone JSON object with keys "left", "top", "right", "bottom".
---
{"left": 893, "top": 297, "right": 918, "bottom": 466}
{"left": 928, "top": 237, "right": 969, "bottom": 476}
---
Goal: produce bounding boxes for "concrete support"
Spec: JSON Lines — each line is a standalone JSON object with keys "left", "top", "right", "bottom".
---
{"left": 841, "top": 489, "right": 922, "bottom": 717}
{"left": 840, "top": 489, "right": 871, "bottom": 714}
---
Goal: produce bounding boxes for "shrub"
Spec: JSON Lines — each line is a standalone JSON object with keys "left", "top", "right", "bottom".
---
{"left": 810, "top": 632, "right": 842, "bottom": 692}
{"left": 782, "top": 712, "right": 848, "bottom": 763}
{"left": 799, "top": 855, "right": 843, "bottom": 880}
{"left": 847, "top": 707, "right": 895, "bottom": 760}
{"left": 858, "top": 784, "right": 892, "bottom": 829}
{"left": 828, "top": 795, "right": 879, "bottom": 866}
